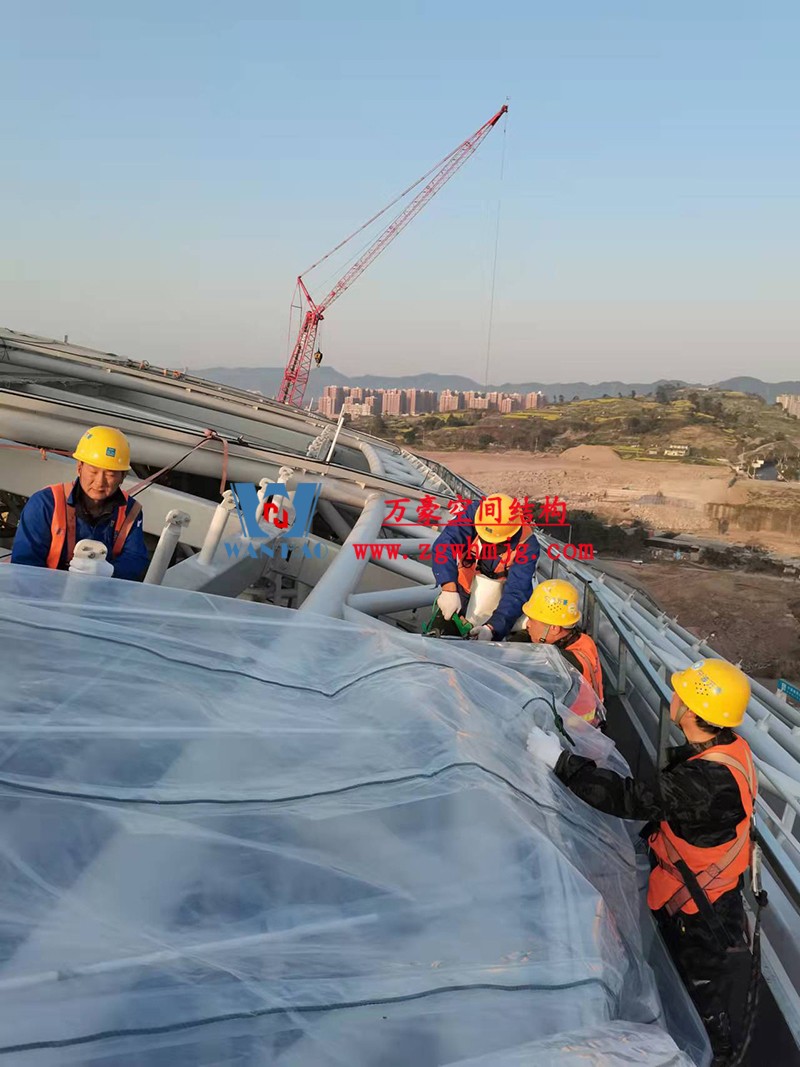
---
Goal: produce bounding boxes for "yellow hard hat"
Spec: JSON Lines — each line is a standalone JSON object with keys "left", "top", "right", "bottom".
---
{"left": 523, "top": 579, "right": 582, "bottom": 627}
{"left": 72, "top": 426, "right": 131, "bottom": 471}
{"left": 670, "top": 659, "right": 750, "bottom": 728}
{"left": 474, "top": 493, "right": 522, "bottom": 544}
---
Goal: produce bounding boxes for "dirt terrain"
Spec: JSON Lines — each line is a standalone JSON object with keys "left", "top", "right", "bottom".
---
{"left": 423, "top": 446, "right": 800, "bottom": 557}
{"left": 423, "top": 448, "right": 800, "bottom": 678}
{"left": 611, "top": 562, "right": 800, "bottom": 680}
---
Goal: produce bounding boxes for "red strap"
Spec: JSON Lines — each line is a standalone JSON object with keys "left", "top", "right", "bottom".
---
{"left": 0, "top": 444, "right": 71, "bottom": 458}
{"left": 125, "top": 429, "right": 229, "bottom": 498}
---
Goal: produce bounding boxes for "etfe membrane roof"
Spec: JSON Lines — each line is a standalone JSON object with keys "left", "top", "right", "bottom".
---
{"left": 0, "top": 567, "right": 703, "bottom": 1066}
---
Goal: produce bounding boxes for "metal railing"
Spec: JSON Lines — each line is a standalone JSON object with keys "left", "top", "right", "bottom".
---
{"left": 536, "top": 533, "right": 800, "bottom": 1047}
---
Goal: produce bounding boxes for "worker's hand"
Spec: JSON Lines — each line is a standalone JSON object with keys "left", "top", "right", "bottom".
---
{"left": 526, "top": 725, "right": 563, "bottom": 770}
{"left": 437, "top": 590, "right": 462, "bottom": 620}
{"left": 469, "top": 625, "right": 494, "bottom": 642}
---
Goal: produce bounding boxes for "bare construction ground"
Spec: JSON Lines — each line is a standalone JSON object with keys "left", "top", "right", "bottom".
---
{"left": 612, "top": 562, "right": 800, "bottom": 680}
{"left": 423, "top": 448, "right": 800, "bottom": 678}
{"left": 423, "top": 446, "right": 800, "bottom": 557}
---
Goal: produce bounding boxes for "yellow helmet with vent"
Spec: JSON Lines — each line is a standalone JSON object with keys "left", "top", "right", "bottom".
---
{"left": 671, "top": 659, "right": 750, "bottom": 728}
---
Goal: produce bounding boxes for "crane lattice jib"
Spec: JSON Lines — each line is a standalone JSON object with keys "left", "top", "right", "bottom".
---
{"left": 277, "top": 104, "right": 507, "bottom": 407}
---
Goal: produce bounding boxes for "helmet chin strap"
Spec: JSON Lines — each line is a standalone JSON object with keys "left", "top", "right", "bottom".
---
{"left": 537, "top": 624, "right": 552, "bottom": 644}
{"left": 673, "top": 701, "right": 689, "bottom": 729}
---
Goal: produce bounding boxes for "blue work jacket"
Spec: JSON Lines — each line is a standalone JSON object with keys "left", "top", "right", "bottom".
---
{"left": 431, "top": 499, "right": 540, "bottom": 638}
{"left": 11, "top": 480, "right": 149, "bottom": 581}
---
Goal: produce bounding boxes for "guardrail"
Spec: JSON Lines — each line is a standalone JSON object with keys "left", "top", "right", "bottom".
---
{"left": 535, "top": 534, "right": 800, "bottom": 1046}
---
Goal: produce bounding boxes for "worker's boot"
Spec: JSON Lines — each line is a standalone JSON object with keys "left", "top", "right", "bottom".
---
{"left": 703, "top": 1011, "right": 734, "bottom": 1065}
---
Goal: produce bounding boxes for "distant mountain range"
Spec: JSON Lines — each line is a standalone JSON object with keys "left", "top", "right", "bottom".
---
{"left": 197, "top": 366, "right": 800, "bottom": 405}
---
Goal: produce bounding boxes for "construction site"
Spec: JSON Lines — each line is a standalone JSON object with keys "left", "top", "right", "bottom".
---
{"left": 2, "top": 93, "right": 799, "bottom": 1067}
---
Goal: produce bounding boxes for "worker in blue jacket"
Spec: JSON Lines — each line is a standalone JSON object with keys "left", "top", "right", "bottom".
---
{"left": 11, "top": 425, "right": 149, "bottom": 581}
{"left": 431, "top": 493, "right": 540, "bottom": 640}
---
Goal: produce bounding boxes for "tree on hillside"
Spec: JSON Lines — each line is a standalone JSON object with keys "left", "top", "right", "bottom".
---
{"left": 558, "top": 394, "right": 565, "bottom": 404}
{"left": 421, "top": 415, "right": 444, "bottom": 431}
{"left": 655, "top": 383, "right": 677, "bottom": 404}
{"left": 572, "top": 394, "right": 580, "bottom": 402}
{"left": 630, "top": 390, "right": 636, "bottom": 399}
{"left": 527, "top": 422, "right": 560, "bottom": 453}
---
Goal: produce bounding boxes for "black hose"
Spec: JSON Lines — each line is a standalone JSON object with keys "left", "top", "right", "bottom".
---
{"left": 725, "top": 890, "right": 768, "bottom": 1067}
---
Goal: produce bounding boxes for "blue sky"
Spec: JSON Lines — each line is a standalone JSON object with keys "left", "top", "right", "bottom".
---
{"left": 2, "top": 1, "right": 798, "bottom": 384}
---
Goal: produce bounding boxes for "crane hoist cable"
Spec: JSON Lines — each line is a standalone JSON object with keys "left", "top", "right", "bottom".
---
{"left": 483, "top": 103, "right": 509, "bottom": 390}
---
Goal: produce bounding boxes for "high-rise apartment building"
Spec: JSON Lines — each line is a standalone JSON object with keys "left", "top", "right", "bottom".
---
{"left": 439, "top": 390, "right": 463, "bottom": 412}
{"left": 500, "top": 394, "right": 523, "bottom": 414}
{"left": 318, "top": 385, "right": 346, "bottom": 418}
{"left": 406, "top": 389, "right": 436, "bottom": 415}
{"left": 381, "top": 389, "right": 406, "bottom": 416}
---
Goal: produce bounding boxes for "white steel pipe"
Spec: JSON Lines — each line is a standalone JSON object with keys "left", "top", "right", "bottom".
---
{"left": 299, "top": 493, "right": 385, "bottom": 618}
{"left": 357, "top": 441, "right": 386, "bottom": 477}
{"left": 361, "top": 548, "right": 434, "bottom": 584}
{"left": 347, "top": 585, "right": 438, "bottom": 616}
{"left": 1, "top": 340, "right": 326, "bottom": 438}
{"left": 143, "top": 510, "right": 191, "bottom": 585}
{"left": 379, "top": 538, "right": 432, "bottom": 556}
{"left": 324, "top": 412, "right": 347, "bottom": 463}
{"left": 196, "top": 491, "right": 237, "bottom": 566}
{"left": 316, "top": 499, "right": 353, "bottom": 542}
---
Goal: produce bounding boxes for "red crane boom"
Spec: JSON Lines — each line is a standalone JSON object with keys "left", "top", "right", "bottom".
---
{"left": 277, "top": 104, "right": 508, "bottom": 407}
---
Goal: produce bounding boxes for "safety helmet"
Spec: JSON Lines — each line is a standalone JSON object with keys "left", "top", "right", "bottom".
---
{"left": 72, "top": 426, "right": 131, "bottom": 471}
{"left": 523, "top": 579, "right": 582, "bottom": 627}
{"left": 474, "top": 493, "right": 522, "bottom": 544}
{"left": 670, "top": 659, "right": 750, "bottom": 728}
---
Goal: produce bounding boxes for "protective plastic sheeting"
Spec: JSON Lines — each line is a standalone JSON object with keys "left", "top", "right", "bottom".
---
{"left": 0, "top": 567, "right": 702, "bottom": 1065}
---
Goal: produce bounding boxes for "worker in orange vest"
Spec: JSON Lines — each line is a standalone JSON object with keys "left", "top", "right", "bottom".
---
{"left": 432, "top": 493, "right": 540, "bottom": 640}
{"left": 527, "top": 659, "right": 756, "bottom": 1064}
{"left": 506, "top": 579, "right": 604, "bottom": 726}
{"left": 11, "top": 426, "right": 149, "bottom": 580}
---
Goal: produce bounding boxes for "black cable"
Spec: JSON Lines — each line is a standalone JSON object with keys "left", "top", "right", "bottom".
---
{"left": 0, "top": 758, "right": 632, "bottom": 862}
{"left": 0, "top": 976, "right": 631, "bottom": 1055}
{"left": 725, "top": 891, "right": 768, "bottom": 1067}
{"left": 1, "top": 612, "right": 462, "bottom": 698}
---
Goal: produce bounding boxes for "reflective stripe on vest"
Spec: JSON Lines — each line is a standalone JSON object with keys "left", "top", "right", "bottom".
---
{"left": 47, "top": 483, "right": 77, "bottom": 569}
{"left": 457, "top": 525, "right": 533, "bottom": 595}
{"left": 46, "top": 483, "right": 140, "bottom": 569}
{"left": 564, "top": 633, "right": 604, "bottom": 708}
{"left": 647, "top": 734, "right": 756, "bottom": 916}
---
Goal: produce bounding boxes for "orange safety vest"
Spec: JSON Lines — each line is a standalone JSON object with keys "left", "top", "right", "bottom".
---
{"left": 46, "top": 482, "right": 141, "bottom": 570}
{"left": 562, "top": 632, "right": 604, "bottom": 723}
{"left": 647, "top": 734, "right": 756, "bottom": 916}
{"left": 457, "top": 526, "right": 534, "bottom": 595}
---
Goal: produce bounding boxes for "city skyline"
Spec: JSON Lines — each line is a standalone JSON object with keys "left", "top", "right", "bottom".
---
{"left": 318, "top": 384, "right": 545, "bottom": 418}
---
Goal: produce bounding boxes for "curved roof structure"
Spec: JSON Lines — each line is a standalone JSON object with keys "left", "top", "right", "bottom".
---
{"left": 1, "top": 327, "right": 799, "bottom": 1065}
